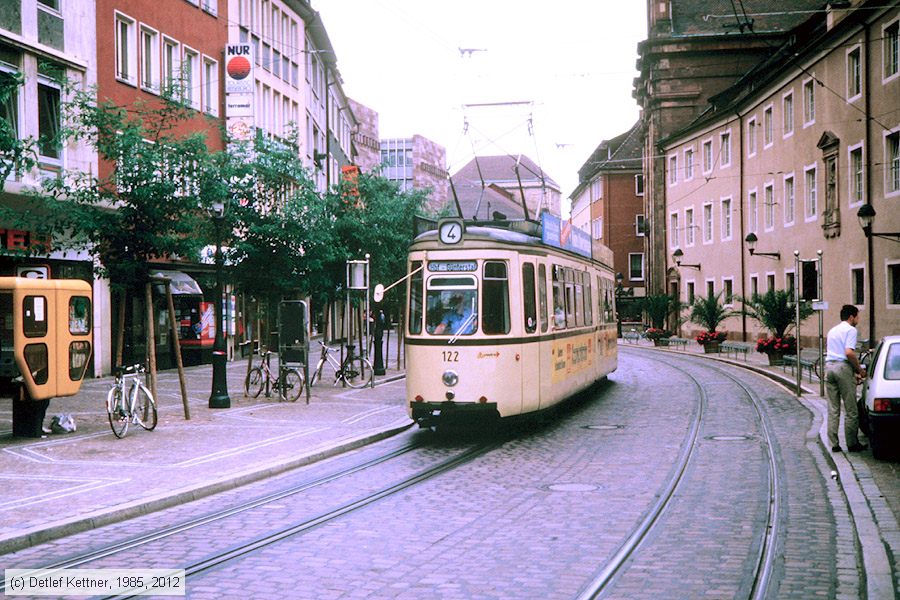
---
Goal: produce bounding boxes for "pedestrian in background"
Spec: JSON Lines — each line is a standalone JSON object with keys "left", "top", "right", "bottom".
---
{"left": 824, "top": 304, "right": 867, "bottom": 453}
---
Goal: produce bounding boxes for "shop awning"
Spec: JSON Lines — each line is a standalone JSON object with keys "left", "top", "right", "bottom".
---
{"left": 150, "top": 270, "right": 203, "bottom": 295}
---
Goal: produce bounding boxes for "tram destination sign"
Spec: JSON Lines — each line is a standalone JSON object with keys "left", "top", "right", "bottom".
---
{"left": 428, "top": 261, "right": 477, "bottom": 272}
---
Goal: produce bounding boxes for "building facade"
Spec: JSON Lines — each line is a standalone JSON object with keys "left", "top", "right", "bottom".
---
{"left": 380, "top": 135, "right": 449, "bottom": 211}
{"left": 660, "top": 1, "right": 900, "bottom": 344}
{"left": 349, "top": 97, "right": 379, "bottom": 173}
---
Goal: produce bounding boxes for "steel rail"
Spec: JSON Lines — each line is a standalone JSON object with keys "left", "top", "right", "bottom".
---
{"left": 0, "top": 441, "right": 424, "bottom": 591}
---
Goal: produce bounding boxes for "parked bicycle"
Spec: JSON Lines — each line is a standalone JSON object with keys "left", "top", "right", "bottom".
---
{"left": 309, "top": 341, "right": 373, "bottom": 389}
{"left": 245, "top": 350, "right": 304, "bottom": 402}
{"left": 106, "top": 364, "right": 157, "bottom": 438}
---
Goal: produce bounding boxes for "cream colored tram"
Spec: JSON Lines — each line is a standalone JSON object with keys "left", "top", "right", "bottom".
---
{"left": 405, "top": 218, "right": 618, "bottom": 426}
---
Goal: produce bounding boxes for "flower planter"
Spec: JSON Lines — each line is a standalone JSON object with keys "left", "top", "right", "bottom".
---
{"left": 767, "top": 351, "right": 785, "bottom": 366}
{"left": 703, "top": 341, "right": 720, "bottom": 354}
{"left": 653, "top": 338, "right": 670, "bottom": 347}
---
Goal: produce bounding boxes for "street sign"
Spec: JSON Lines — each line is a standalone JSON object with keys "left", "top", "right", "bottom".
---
{"left": 812, "top": 301, "right": 828, "bottom": 311}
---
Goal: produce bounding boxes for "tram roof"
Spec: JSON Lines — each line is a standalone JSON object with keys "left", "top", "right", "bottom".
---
{"left": 411, "top": 218, "right": 612, "bottom": 269}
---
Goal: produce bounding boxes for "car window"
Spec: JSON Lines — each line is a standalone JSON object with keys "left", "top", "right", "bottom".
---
{"left": 884, "top": 343, "right": 900, "bottom": 381}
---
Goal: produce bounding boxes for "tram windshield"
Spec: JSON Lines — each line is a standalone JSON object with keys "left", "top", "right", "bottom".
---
{"left": 425, "top": 276, "right": 477, "bottom": 336}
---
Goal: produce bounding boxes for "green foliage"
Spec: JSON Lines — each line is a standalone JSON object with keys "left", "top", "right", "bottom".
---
{"left": 689, "top": 291, "right": 733, "bottom": 332}
{"left": 739, "top": 289, "right": 813, "bottom": 338}
{"left": 641, "top": 293, "right": 675, "bottom": 330}
{"left": 0, "top": 71, "right": 38, "bottom": 181}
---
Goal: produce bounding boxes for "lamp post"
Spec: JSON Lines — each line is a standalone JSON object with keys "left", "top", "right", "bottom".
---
{"left": 615, "top": 272, "right": 624, "bottom": 338}
{"left": 744, "top": 232, "right": 781, "bottom": 260}
{"left": 208, "top": 199, "right": 231, "bottom": 409}
{"left": 671, "top": 248, "right": 701, "bottom": 270}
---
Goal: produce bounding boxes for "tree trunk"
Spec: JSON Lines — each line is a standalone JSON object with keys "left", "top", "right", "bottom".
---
{"left": 115, "top": 288, "right": 126, "bottom": 368}
{"left": 144, "top": 281, "right": 157, "bottom": 404}
{"left": 164, "top": 279, "right": 190, "bottom": 420}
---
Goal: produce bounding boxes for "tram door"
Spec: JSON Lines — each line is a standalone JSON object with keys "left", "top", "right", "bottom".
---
{"left": 520, "top": 261, "right": 541, "bottom": 413}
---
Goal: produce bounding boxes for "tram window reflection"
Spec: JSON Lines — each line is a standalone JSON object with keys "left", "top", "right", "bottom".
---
{"left": 539, "top": 264, "right": 548, "bottom": 333}
{"left": 522, "top": 263, "right": 537, "bottom": 334}
{"left": 483, "top": 261, "right": 509, "bottom": 335}
{"left": 408, "top": 261, "right": 423, "bottom": 334}
{"left": 426, "top": 275, "right": 477, "bottom": 336}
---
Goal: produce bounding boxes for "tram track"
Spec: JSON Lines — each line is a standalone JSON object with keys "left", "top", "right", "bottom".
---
{"left": 577, "top": 349, "right": 784, "bottom": 599}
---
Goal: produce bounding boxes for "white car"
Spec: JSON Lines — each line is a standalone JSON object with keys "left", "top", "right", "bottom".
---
{"left": 861, "top": 335, "right": 900, "bottom": 460}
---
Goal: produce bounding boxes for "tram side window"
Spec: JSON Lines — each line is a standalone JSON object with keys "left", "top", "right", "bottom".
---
{"left": 426, "top": 276, "right": 477, "bottom": 336}
{"left": 552, "top": 266, "right": 565, "bottom": 329}
{"left": 522, "top": 263, "right": 537, "bottom": 334}
{"left": 408, "top": 261, "right": 423, "bottom": 334}
{"left": 605, "top": 280, "right": 616, "bottom": 324}
{"left": 574, "top": 276, "right": 584, "bottom": 327}
{"left": 483, "top": 261, "right": 509, "bottom": 334}
{"left": 538, "top": 264, "right": 548, "bottom": 333}
{"left": 565, "top": 269, "right": 576, "bottom": 329}
{"left": 584, "top": 272, "right": 593, "bottom": 326}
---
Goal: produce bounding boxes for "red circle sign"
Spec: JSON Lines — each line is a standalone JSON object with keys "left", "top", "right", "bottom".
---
{"left": 227, "top": 56, "right": 251, "bottom": 80}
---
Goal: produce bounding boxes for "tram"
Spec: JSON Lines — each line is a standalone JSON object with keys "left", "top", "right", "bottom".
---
{"left": 405, "top": 215, "right": 618, "bottom": 427}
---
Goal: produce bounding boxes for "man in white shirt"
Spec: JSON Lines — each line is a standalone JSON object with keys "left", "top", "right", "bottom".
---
{"left": 824, "top": 304, "right": 867, "bottom": 453}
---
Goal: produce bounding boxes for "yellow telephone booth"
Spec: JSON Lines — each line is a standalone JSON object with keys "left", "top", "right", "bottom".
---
{"left": 0, "top": 278, "right": 93, "bottom": 437}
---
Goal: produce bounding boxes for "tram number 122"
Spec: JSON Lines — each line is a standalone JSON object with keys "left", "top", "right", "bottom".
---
{"left": 442, "top": 351, "right": 459, "bottom": 362}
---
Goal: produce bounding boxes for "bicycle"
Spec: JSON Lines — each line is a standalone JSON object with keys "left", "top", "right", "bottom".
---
{"left": 245, "top": 350, "right": 304, "bottom": 402}
{"left": 107, "top": 364, "right": 157, "bottom": 439}
{"left": 309, "top": 341, "right": 374, "bottom": 389}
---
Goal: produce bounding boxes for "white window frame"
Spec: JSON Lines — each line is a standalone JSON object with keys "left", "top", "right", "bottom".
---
{"left": 886, "top": 126, "right": 900, "bottom": 198}
{"left": 670, "top": 212, "right": 680, "bottom": 249}
{"left": 628, "top": 253, "right": 645, "bottom": 282}
{"left": 803, "top": 76, "right": 816, "bottom": 127}
{"left": 763, "top": 104, "right": 774, "bottom": 149}
{"left": 749, "top": 274, "right": 759, "bottom": 298}
{"left": 850, "top": 263, "right": 866, "bottom": 308}
{"left": 635, "top": 214, "right": 645, "bottom": 237}
{"left": 848, "top": 142, "right": 864, "bottom": 207}
{"left": 766, "top": 272, "right": 776, "bottom": 293}
{"left": 721, "top": 196, "right": 732, "bottom": 241}
{"left": 722, "top": 277, "right": 735, "bottom": 306}
{"left": 162, "top": 36, "right": 181, "bottom": 96}
{"left": 685, "top": 207, "right": 695, "bottom": 247}
{"left": 884, "top": 18, "right": 899, "bottom": 83}
{"left": 747, "top": 116, "right": 757, "bottom": 157}
{"left": 720, "top": 129, "right": 732, "bottom": 168}
{"left": 0, "top": 54, "right": 22, "bottom": 180}
{"left": 202, "top": 0, "right": 218, "bottom": 16}
{"left": 202, "top": 55, "right": 219, "bottom": 116}
{"left": 635, "top": 173, "right": 644, "bottom": 196}
{"left": 785, "top": 269, "right": 796, "bottom": 296}
{"left": 783, "top": 173, "right": 796, "bottom": 227}
{"left": 139, "top": 24, "right": 160, "bottom": 94}
{"left": 764, "top": 181, "right": 775, "bottom": 231}
{"left": 592, "top": 216, "right": 603, "bottom": 240}
{"left": 684, "top": 146, "right": 695, "bottom": 181}
{"left": 782, "top": 90, "right": 794, "bottom": 138}
{"left": 685, "top": 280, "right": 696, "bottom": 305}
{"left": 36, "top": 74, "right": 62, "bottom": 165}
{"left": 847, "top": 43, "right": 862, "bottom": 102}
{"left": 182, "top": 45, "right": 200, "bottom": 110}
{"left": 886, "top": 259, "right": 900, "bottom": 308}
{"left": 705, "top": 279, "right": 716, "bottom": 298}
{"left": 804, "top": 163, "right": 818, "bottom": 221}
{"left": 668, "top": 153, "right": 678, "bottom": 186}
{"left": 702, "top": 202, "right": 713, "bottom": 244}
{"left": 702, "top": 138, "right": 713, "bottom": 174}
{"left": 748, "top": 188, "right": 758, "bottom": 234}
{"left": 115, "top": 12, "right": 137, "bottom": 86}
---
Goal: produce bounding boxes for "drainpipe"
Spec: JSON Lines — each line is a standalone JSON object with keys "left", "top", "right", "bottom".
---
{"left": 864, "top": 23, "right": 875, "bottom": 345}
{"left": 736, "top": 110, "right": 747, "bottom": 341}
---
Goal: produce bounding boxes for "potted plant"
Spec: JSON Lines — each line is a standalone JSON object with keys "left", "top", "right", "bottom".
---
{"left": 695, "top": 330, "right": 727, "bottom": 353}
{"left": 689, "top": 292, "right": 733, "bottom": 352}
{"left": 755, "top": 335, "right": 797, "bottom": 365}
{"left": 645, "top": 327, "right": 674, "bottom": 346}
{"left": 740, "top": 290, "right": 813, "bottom": 365}
{"left": 641, "top": 293, "right": 676, "bottom": 329}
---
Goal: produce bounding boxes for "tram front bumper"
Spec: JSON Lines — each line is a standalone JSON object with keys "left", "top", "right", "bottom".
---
{"left": 410, "top": 400, "right": 499, "bottom": 426}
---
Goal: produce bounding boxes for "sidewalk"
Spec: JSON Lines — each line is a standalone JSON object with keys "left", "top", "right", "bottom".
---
{"left": 0, "top": 346, "right": 411, "bottom": 554}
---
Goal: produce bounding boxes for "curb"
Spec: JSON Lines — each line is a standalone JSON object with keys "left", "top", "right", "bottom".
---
{"left": 0, "top": 418, "right": 413, "bottom": 555}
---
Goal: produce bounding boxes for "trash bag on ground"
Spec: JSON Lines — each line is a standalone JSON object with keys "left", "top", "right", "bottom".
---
{"left": 50, "top": 413, "right": 76, "bottom": 434}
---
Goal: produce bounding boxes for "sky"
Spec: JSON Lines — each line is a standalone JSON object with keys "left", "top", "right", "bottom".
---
{"left": 313, "top": 1, "right": 648, "bottom": 211}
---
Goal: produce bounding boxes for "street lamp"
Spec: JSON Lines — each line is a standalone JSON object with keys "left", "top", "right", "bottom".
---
{"left": 615, "top": 272, "right": 625, "bottom": 338}
{"left": 208, "top": 199, "right": 231, "bottom": 409}
{"left": 671, "top": 248, "right": 701, "bottom": 270}
{"left": 744, "top": 232, "right": 781, "bottom": 259}
{"left": 857, "top": 204, "right": 900, "bottom": 241}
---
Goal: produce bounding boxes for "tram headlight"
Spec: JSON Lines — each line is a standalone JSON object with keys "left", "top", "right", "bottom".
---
{"left": 442, "top": 370, "right": 459, "bottom": 387}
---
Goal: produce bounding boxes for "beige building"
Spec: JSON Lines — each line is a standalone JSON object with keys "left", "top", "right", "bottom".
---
{"left": 348, "top": 98, "right": 379, "bottom": 173}
{"left": 380, "top": 135, "right": 449, "bottom": 211}
{"left": 661, "top": 1, "right": 900, "bottom": 344}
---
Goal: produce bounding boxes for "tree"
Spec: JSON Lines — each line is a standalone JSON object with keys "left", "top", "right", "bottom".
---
{"left": 0, "top": 72, "right": 38, "bottom": 182}
{"left": 739, "top": 289, "right": 813, "bottom": 338}
{"left": 689, "top": 291, "right": 733, "bottom": 332}
{"left": 641, "top": 293, "right": 676, "bottom": 330}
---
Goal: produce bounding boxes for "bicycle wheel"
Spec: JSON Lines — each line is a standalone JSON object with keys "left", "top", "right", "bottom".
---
{"left": 309, "top": 360, "right": 324, "bottom": 386}
{"left": 246, "top": 366, "right": 265, "bottom": 398}
{"left": 107, "top": 386, "right": 129, "bottom": 439}
{"left": 134, "top": 384, "right": 157, "bottom": 431}
{"left": 344, "top": 357, "right": 374, "bottom": 389}
{"left": 281, "top": 368, "right": 304, "bottom": 402}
